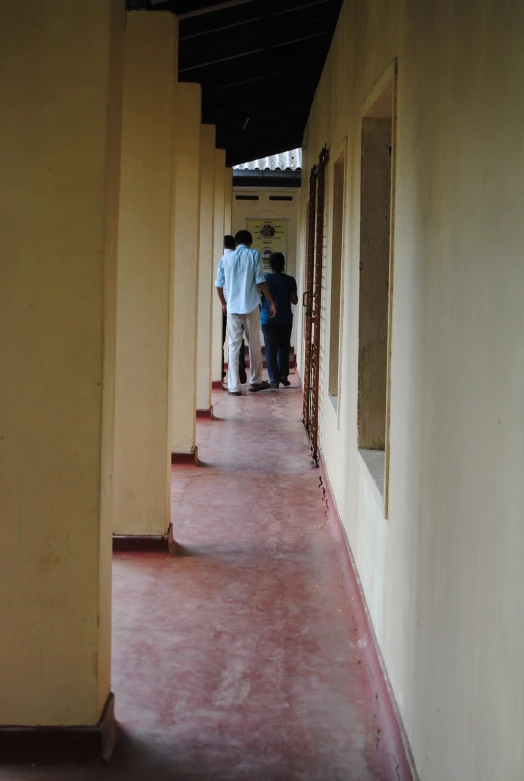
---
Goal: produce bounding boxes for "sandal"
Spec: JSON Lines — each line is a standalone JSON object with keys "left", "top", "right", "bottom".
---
{"left": 248, "top": 381, "right": 271, "bottom": 393}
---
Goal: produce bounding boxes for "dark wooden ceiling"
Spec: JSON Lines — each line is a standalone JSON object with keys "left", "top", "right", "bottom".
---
{"left": 126, "top": 0, "right": 342, "bottom": 166}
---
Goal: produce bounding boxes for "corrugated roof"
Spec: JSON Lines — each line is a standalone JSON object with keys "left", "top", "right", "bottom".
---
{"left": 233, "top": 149, "right": 302, "bottom": 171}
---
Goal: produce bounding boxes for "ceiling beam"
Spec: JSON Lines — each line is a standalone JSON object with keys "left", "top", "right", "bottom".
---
{"left": 179, "top": 2, "right": 339, "bottom": 40}
{"left": 178, "top": 0, "right": 257, "bottom": 21}
{"left": 179, "top": 46, "right": 263, "bottom": 73}
{"left": 203, "top": 60, "right": 323, "bottom": 92}
{"left": 275, "top": 0, "right": 337, "bottom": 17}
{"left": 179, "top": 31, "right": 329, "bottom": 73}
{"left": 180, "top": 15, "right": 260, "bottom": 40}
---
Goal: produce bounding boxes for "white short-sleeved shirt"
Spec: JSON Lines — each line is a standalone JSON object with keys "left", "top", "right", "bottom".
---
{"left": 215, "top": 244, "right": 265, "bottom": 315}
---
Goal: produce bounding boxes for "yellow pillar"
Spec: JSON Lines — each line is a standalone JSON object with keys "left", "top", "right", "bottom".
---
{"left": 113, "top": 12, "right": 177, "bottom": 535}
{"left": 212, "top": 149, "right": 227, "bottom": 383}
{"left": 171, "top": 83, "right": 202, "bottom": 458}
{"left": 224, "top": 167, "right": 233, "bottom": 234}
{"left": 196, "top": 125, "right": 217, "bottom": 413}
{"left": 0, "top": 0, "right": 123, "bottom": 732}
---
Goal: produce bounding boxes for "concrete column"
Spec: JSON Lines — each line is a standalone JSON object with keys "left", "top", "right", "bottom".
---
{"left": 224, "top": 167, "right": 233, "bottom": 234}
{"left": 171, "top": 83, "right": 202, "bottom": 459}
{"left": 212, "top": 149, "right": 227, "bottom": 383}
{"left": 112, "top": 12, "right": 178, "bottom": 536}
{"left": 0, "top": 0, "right": 123, "bottom": 730}
{"left": 196, "top": 125, "right": 217, "bottom": 413}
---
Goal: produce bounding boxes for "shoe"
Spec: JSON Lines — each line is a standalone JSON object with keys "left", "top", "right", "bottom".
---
{"left": 239, "top": 366, "right": 247, "bottom": 384}
{"left": 228, "top": 391, "right": 242, "bottom": 396}
{"left": 281, "top": 378, "right": 291, "bottom": 387}
{"left": 270, "top": 382, "right": 280, "bottom": 388}
{"left": 248, "top": 381, "right": 271, "bottom": 393}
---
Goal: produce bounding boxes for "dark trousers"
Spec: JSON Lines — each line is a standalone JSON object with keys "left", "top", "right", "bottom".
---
{"left": 222, "top": 312, "right": 246, "bottom": 379}
{"left": 261, "top": 323, "right": 292, "bottom": 386}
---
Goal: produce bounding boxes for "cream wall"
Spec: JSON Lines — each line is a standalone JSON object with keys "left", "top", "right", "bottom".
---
{"left": 196, "top": 125, "right": 216, "bottom": 412}
{"left": 232, "top": 187, "right": 300, "bottom": 347}
{"left": 224, "top": 168, "right": 233, "bottom": 234}
{"left": 211, "top": 149, "right": 226, "bottom": 383}
{"left": 298, "top": 2, "right": 524, "bottom": 780}
{"left": 113, "top": 11, "right": 177, "bottom": 535}
{"left": 0, "top": 0, "right": 124, "bottom": 725}
{"left": 171, "top": 83, "right": 201, "bottom": 454}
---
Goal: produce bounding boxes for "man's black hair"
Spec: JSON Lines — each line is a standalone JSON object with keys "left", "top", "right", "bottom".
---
{"left": 234, "top": 229, "right": 253, "bottom": 246}
{"left": 269, "top": 252, "right": 285, "bottom": 273}
{"left": 224, "top": 234, "right": 236, "bottom": 250}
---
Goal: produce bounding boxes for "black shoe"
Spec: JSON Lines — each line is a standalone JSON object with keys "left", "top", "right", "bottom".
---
{"left": 281, "top": 378, "right": 291, "bottom": 387}
{"left": 228, "top": 391, "right": 242, "bottom": 396}
{"left": 270, "top": 382, "right": 280, "bottom": 388}
{"left": 248, "top": 381, "right": 271, "bottom": 393}
{"left": 239, "top": 366, "right": 247, "bottom": 384}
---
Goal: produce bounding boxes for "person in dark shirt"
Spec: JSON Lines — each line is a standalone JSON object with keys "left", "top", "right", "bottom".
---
{"left": 260, "top": 252, "right": 298, "bottom": 388}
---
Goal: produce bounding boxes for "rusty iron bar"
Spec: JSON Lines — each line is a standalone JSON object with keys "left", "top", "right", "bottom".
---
{"left": 302, "top": 165, "right": 318, "bottom": 430}
{"left": 309, "top": 146, "right": 329, "bottom": 462}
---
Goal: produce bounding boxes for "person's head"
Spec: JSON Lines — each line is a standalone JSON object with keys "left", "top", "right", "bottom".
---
{"left": 234, "top": 229, "right": 253, "bottom": 247}
{"left": 224, "top": 234, "right": 235, "bottom": 251}
{"left": 269, "top": 252, "right": 285, "bottom": 273}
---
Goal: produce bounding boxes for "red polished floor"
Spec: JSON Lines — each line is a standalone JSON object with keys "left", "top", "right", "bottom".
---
{"left": 2, "top": 380, "right": 407, "bottom": 781}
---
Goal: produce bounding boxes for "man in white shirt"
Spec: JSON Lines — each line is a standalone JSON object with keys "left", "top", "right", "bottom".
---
{"left": 215, "top": 230, "right": 276, "bottom": 395}
{"left": 221, "top": 235, "right": 247, "bottom": 385}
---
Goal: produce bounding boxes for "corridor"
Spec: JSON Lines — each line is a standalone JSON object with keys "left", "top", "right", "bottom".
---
{"left": 3, "top": 1, "right": 523, "bottom": 777}
{"left": 2, "top": 383, "right": 408, "bottom": 781}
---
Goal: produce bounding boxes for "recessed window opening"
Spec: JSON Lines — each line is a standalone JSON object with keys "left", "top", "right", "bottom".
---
{"left": 269, "top": 195, "right": 293, "bottom": 201}
{"left": 328, "top": 143, "right": 346, "bottom": 401}
{"left": 235, "top": 194, "right": 259, "bottom": 200}
{"left": 357, "top": 72, "right": 395, "bottom": 509}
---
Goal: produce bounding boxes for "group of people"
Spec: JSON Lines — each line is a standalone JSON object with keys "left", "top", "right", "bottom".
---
{"left": 215, "top": 230, "right": 298, "bottom": 396}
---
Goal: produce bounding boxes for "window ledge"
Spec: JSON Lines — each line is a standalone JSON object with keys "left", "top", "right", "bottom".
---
{"left": 358, "top": 448, "right": 385, "bottom": 508}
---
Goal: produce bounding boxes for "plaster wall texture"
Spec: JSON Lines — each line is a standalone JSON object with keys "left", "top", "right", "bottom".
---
{"left": 297, "top": 1, "right": 524, "bottom": 778}
{"left": 0, "top": 0, "right": 124, "bottom": 724}
{"left": 113, "top": 11, "right": 177, "bottom": 534}
{"left": 196, "top": 125, "right": 216, "bottom": 411}
{"left": 171, "top": 83, "right": 201, "bottom": 453}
